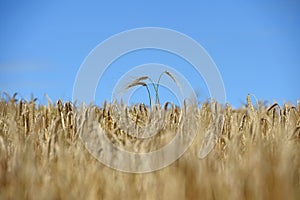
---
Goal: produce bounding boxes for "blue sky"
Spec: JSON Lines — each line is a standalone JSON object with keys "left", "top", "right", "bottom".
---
{"left": 0, "top": 1, "right": 299, "bottom": 107}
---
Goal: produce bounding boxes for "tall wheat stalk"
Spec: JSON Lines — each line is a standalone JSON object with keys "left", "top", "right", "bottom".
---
{"left": 126, "top": 78, "right": 152, "bottom": 107}
{"left": 126, "top": 71, "right": 180, "bottom": 106}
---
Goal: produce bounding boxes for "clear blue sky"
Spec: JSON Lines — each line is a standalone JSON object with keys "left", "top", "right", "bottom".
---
{"left": 0, "top": 1, "right": 299, "bottom": 107}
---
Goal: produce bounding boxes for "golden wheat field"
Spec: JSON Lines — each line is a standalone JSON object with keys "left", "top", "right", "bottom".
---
{"left": 0, "top": 93, "right": 299, "bottom": 200}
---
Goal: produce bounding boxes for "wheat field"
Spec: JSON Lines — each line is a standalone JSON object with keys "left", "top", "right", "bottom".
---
{"left": 0, "top": 93, "right": 299, "bottom": 200}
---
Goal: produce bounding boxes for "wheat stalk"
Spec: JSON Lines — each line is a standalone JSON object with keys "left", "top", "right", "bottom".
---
{"left": 126, "top": 80, "right": 152, "bottom": 107}
{"left": 125, "top": 71, "right": 180, "bottom": 106}
{"left": 156, "top": 71, "right": 180, "bottom": 104}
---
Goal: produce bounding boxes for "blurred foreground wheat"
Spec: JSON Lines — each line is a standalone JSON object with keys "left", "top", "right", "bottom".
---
{"left": 0, "top": 93, "right": 299, "bottom": 199}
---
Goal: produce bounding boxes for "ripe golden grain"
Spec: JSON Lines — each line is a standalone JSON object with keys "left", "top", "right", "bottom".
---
{"left": 0, "top": 94, "right": 299, "bottom": 199}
